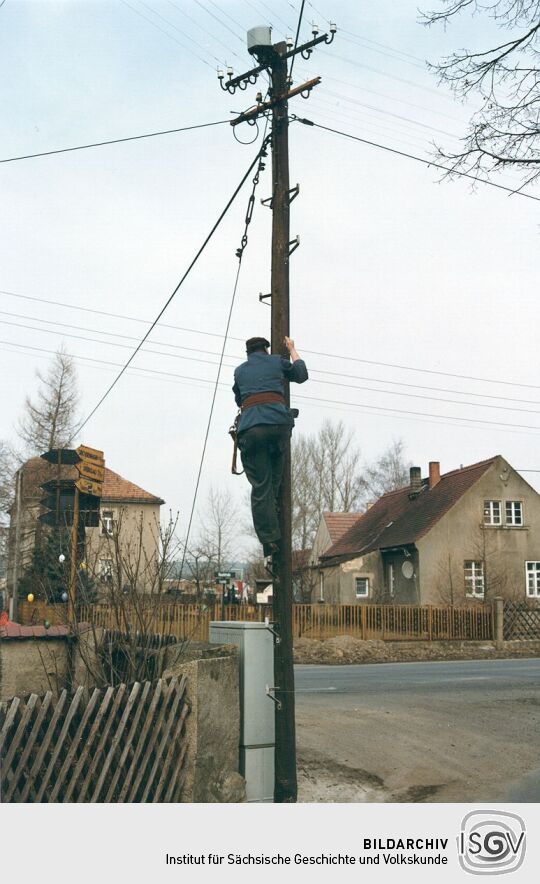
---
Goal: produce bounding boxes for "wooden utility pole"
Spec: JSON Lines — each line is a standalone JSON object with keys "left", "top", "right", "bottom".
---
{"left": 10, "top": 469, "right": 23, "bottom": 622}
{"left": 222, "top": 21, "right": 336, "bottom": 805}
{"left": 269, "top": 43, "right": 296, "bottom": 803}
{"left": 68, "top": 485, "right": 80, "bottom": 629}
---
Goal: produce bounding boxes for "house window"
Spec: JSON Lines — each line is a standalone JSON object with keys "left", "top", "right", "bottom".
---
{"left": 99, "top": 558, "right": 113, "bottom": 583}
{"left": 355, "top": 577, "right": 369, "bottom": 598}
{"left": 526, "top": 562, "right": 540, "bottom": 597}
{"left": 101, "top": 510, "right": 114, "bottom": 535}
{"left": 387, "top": 562, "right": 395, "bottom": 597}
{"left": 464, "top": 560, "right": 484, "bottom": 597}
{"left": 505, "top": 501, "right": 523, "bottom": 526}
{"left": 484, "top": 500, "right": 501, "bottom": 525}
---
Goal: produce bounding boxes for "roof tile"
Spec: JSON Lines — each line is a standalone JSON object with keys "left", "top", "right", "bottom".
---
{"left": 102, "top": 468, "right": 164, "bottom": 505}
{"left": 322, "top": 457, "right": 497, "bottom": 562}
{"left": 323, "top": 512, "right": 362, "bottom": 542}
{"left": 0, "top": 623, "right": 72, "bottom": 639}
{"left": 15, "top": 458, "right": 164, "bottom": 506}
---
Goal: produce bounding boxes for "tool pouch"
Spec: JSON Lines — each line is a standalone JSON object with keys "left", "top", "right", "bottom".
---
{"left": 229, "top": 412, "right": 244, "bottom": 475}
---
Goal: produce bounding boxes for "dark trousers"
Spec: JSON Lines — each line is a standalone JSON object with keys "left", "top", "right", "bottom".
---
{"left": 238, "top": 424, "right": 290, "bottom": 545}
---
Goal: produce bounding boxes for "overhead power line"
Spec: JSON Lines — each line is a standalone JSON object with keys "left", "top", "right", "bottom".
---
{"left": 3, "top": 338, "right": 540, "bottom": 438}
{"left": 178, "top": 125, "right": 270, "bottom": 588}
{"left": 3, "top": 314, "right": 540, "bottom": 416}
{"left": 294, "top": 63, "right": 471, "bottom": 124}
{"left": 120, "top": 0, "right": 215, "bottom": 68}
{"left": 166, "top": 0, "right": 244, "bottom": 57}
{"left": 70, "top": 138, "right": 269, "bottom": 439}
{"left": 1, "top": 287, "right": 539, "bottom": 392}
{"left": 193, "top": 0, "right": 245, "bottom": 44}
{"left": 131, "top": 0, "right": 231, "bottom": 66}
{"left": 4, "top": 305, "right": 540, "bottom": 405}
{"left": 289, "top": 0, "right": 306, "bottom": 82}
{"left": 306, "top": 97, "right": 457, "bottom": 153}
{"left": 295, "top": 117, "right": 540, "bottom": 203}
{"left": 0, "top": 119, "right": 229, "bottom": 164}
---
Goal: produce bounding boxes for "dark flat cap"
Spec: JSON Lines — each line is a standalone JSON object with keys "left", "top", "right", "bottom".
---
{"left": 246, "top": 336, "right": 270, "bottom": 354}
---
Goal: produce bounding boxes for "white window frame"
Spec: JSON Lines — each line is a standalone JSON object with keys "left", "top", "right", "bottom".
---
{"left": 387, "top": 562, "right": 395, "bottom": 597}
{"left": 101, "top": 510, "right": 115, "bottom": 536}
{"left": 464, "top": 560, "right": 485, "bottom": 597}
{"left": 355, "top": 577, "right": 370, "bottom": 598}
{"left": 526, "top": 562, "right": 540, "bottom": 597}
{"left": 483, "top": 500, "right": 502, "bottom": 526}
{"left": 505, "top": 500, "right": 523, "bottom": 526}
{"left": 99, "top": 558, "right": 113, "bottom": 583}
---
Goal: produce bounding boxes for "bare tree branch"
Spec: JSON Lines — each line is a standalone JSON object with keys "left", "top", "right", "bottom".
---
{"left": 17, "top": 346, "right": 79, "bottom": 454}
{"left": 422, "top": 0, "right": 540, "bottom": 183}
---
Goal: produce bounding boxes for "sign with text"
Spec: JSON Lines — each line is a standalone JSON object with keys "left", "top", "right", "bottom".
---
{"left": 75, "top": 477, "right": 103, "bottom": 497}
{"left": 76, "top": 445, "right": 105, "bottom": 466}
{"left": 75, "top": 445, "right": 105, "bottom": 499}
{"left": 77, "top": 461, "right": 105, "bottom": 483}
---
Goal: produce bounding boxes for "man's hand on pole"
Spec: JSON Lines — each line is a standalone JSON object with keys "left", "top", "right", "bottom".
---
{"left": 284, "top": 336, "right": 301, "bottom": 362}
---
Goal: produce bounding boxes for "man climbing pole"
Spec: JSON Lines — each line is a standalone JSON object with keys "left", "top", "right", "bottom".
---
{"left": 233, "top": 335, "right": 308, "bottom": 558}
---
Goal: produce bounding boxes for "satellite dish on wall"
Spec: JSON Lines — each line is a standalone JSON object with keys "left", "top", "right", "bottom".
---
{"left": 402, "top": 560, "right": 414, "bottom": 580}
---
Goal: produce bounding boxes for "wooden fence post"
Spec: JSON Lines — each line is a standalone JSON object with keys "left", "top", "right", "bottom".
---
{"left": 493, "top": 596, "right": 504, "bottom": 649}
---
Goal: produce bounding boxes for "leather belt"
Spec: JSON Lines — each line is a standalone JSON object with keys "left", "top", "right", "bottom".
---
{"left": 241, "top": 392, "right": 286, "bottom": 411}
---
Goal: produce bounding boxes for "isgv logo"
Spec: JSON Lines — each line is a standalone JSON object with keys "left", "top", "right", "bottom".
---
{"left": 458, "top": 810, "right": 526, "bottom": 875}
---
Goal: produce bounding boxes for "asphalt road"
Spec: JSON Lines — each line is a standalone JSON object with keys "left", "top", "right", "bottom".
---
{"left": 294, "top": 658, "right": 540, "bottom": 802}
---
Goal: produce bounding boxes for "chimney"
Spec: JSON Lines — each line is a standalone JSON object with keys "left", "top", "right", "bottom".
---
{"left": 409, "top": 466, "right": 422, "bottom": 499}
{"left": 429, "top": 461, "right": 440, "bottom": 489}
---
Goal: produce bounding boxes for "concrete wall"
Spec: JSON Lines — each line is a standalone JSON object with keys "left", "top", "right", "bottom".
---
{"left": 164, "top": 645, "right": 245, "bottom": 803}
{"left": 1, "top": 635, "right": 245, "bottom": 803}
{"left": 0, "top": 638, "right": 69, "bottom": 701}
{"left": 0, "top": 625, "right": 103, "bottom": 702}
{"left": 418, "top": 457, "right": 540, "bottom": 604}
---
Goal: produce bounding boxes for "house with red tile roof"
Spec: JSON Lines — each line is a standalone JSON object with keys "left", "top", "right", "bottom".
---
{"left": 6, "top": 458, "right": 165, "bottom": 604}
{"left": 314, "top": 456, "right": 540, "bottom": 606}
{"left": 308, "top": 511, "right": 363, "bottom": 601}
{"left": 84, "top": 467, "right": 164, "bottom": 592}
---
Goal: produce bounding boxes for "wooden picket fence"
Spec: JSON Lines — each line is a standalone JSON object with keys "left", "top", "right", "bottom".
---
{"left": 503, "top": 601, "right": 540, "bottom": 640}
{"left": 73, "top": 602, "right": 492, "bottom": 642}
{"left": 18, "top": 600, "right": 494, "bottom": 642}
{"left": 0, "top": 676, "right": 189, "bottom": 803}
{"left": 292, "top": 603, "right": 494, "bottom": 641}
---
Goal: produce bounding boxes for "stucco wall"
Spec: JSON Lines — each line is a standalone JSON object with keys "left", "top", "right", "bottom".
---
{"left": 7, "top": 457, "right": 163, "bottom": 602}
{"left": 418, "top": 457, "right": 540, "bottom": 604}
{"left": 85, "top": 503, "right": 161, "bottom": 593}
{"left": 321, "top": 551, "right": 383, "bottom": 603}
{"left": 164, "top": 646, "right": 245, "bottom": 802}
{"left": 0, "top": 638, "right": 69, "bottom": 702}
{"left": 378, "top": 549, "right": 420, "bottom": 604}
{"left": 310, "top": 520, "right": 332, "bottom": 566}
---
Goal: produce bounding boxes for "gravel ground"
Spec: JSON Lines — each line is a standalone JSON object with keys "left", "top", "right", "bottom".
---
{"left": 294, "top": 657, "right": 540, "bottom": 803}
{"left": 293, "top": 636, "right": 540, "bottom": 665}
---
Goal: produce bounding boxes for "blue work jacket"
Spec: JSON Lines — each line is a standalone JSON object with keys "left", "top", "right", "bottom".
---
{"left": 233, "top": 351, "right": 308, "bottom": 433}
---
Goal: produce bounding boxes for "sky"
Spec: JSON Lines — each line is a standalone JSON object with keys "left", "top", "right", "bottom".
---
{"left": 1, "top": 0, "right": 539, "bottom": 555}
